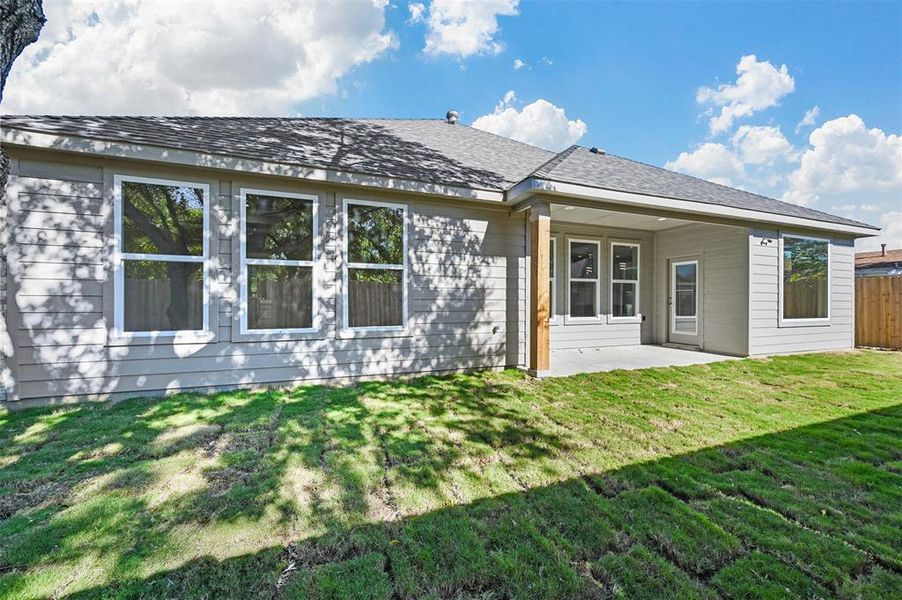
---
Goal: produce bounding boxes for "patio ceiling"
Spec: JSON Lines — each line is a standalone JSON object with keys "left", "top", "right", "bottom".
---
{"left": 550, "top": 203, "right": 696, "bottom": 231}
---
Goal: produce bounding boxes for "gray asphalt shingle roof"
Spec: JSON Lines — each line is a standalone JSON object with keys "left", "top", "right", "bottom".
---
{"left": 1, "top": 115, "right": 554, "bottom": 192}
{"left": 533, "top": 146, "right": 876, "bottom": 229}
{"left": 1, "top": 115, "right": 876, "bottom": 230}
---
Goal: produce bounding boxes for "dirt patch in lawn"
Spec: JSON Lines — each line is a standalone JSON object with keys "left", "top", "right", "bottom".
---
{"left": 0, "top": 477, "right": 70, "bottom": 520}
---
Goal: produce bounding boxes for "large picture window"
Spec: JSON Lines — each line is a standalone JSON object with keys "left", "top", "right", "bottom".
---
{"left": 240, "top": 189, "right": 317, "bottom": 333}
{"left": 781, "top": 234, "right": 830, "bottom": 321}
{"left": 611, "top": 243, "right": 640, "bottom": 319}
{"left": 344, "top": 199, "right": 407, "bottom": 330}
{"left": 568, "top": 239, "right": 600, "bottom": 319}
{"left": 114, "top": 175, "right": 209, "bottom": 334}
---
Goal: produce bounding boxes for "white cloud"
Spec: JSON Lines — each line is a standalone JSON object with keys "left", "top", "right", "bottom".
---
{"left": 666, "top": 124, "right": 796, "bottom": 190}
{"left": 782, "top": 114, "right": 902, "bottom": 250}
{"left": 4, "top": 0, "right": 397, "bottom": 115}
{"left": 697, "top": 55, "right": 795, "bottom": 135}
{"left": 832, "top": 203, "right": 880, "bottom": 213}
{"left": 664, "top": 143, "right": 745, "bottom": 186}
{"left": 422, "top": 0, "right": 519, "bottom": 58}
{"left": 472, "top": 91, "right": 587, "bottom": 151}
{"left": 541, "top": 56, "right": 553, "bottom": 66}
{"left": 782, "top": 114, "right": 902, "bottom": 206}
{"left": 407, "top": 2, "right": 426, "bottom": 23}
{"left": 857, "top": 212, "right": 902, "bottom": 251}
{"left": 668, "top": 114, "right": 900, "bottom": 249}
{"left": 513, "top": 58, "right": 527, "bottom": 70}
{"left": 795, "top": 105, "right": 820, "bottom": 134}
{"left": 731, "top": 125, "right": 795, "bottom": 165}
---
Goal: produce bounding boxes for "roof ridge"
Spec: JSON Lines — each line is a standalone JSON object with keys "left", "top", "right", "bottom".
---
{"left": 1, "top": 115, "right": 444, "bottom": 122}
{"left": 529, "top": 145, "right": 580, "bottom": 178}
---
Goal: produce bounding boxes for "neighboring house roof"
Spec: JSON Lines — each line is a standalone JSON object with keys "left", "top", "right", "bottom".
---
{"left": 855, "top": 248, "right": 902, "bottom": 270}
{"left": 0, "top": 115, "right": 878, "bottom": 232}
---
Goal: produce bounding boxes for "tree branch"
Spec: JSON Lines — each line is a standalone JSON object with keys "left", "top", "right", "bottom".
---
{"left": 0, "top": 0, "right": 46, "bottom": 104}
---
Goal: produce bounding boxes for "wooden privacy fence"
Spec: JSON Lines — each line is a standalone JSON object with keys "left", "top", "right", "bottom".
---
{"left": 784, "top": 279, "right": 828, "bottom": 320}
{"left": 348, "top": 279, "right": 402, "bottom": 327}
{"left": 250, "top": 279, "right": 312, "bottom": 330}
{"left": 855, "top": 276, "right": 902, "bottom": 350}
{"left": 124, "top": 280, "right": 204, "bottom": 331}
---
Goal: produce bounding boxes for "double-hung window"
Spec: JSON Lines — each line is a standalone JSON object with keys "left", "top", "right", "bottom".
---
{"left": 568, "top": 239, "right": 600, "bottom": 319}
{"left": 780, "top": 234, "right": 830, "bottom": 323}
{"left": 114, "top": 175, "right": 209, "bottom": 335}
{"left": 343, "top": 199, "right": 407, "bottom": 330}
{"left": 610, "top": 243, "right": 640, "bottom": 319}
{"left": 240, "top": 189, "right": 317, "bottom": 333}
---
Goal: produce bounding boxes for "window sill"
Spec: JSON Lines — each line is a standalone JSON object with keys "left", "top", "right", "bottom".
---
{"left": 606, "top": 315, "right": 642, "bottom": 325}
{"left": 563, "top": 315, "right": 603, "bottom": 326}
{"left": 336, "top": 326, "right": 412, "bottom": 340}
{"left": 230, "top": 329, "right": 327, "bottom": 343}
{"left": 777, "top": 319, "right": 832, "bottom": 328}
{"left": 107, "top": 330, "right": 216, "bottom": 346}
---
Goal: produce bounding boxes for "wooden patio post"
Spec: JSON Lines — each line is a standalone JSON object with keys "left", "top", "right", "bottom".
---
{"left": 528, "top": 203, "right": 551, "bottom": 376}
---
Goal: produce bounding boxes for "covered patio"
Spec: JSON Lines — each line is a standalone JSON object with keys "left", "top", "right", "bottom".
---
{"left": 508, "top": 144, "right": 870, "bottom": 378}
{"left": 521, "top": 195, "right": 750, "bottom": 377}
{"left": 548, "top": 345, "right": 737, "bottom": 378}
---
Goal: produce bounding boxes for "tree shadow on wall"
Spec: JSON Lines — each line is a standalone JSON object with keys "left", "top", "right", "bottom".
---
{"left": 7, "top": 117, "right": 525, "bottom": 403}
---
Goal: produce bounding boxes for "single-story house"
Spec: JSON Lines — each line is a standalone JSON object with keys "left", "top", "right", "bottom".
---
{"left": 0, "top": 114, "right": 879, "bottom": 406}
{"left": 855, "top": 246, "right": 902, "bottom": 277}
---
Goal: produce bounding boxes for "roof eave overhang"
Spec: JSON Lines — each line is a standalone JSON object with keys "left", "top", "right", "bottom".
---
{"left": 1, "top": 126, "right": 507, "bottom": 203}
{"left": 507, "top": 177, "right": 880, "bottom": 238}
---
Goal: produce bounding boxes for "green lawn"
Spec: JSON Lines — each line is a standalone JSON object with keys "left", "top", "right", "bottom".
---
{"left": 1, "top": 350, "right": 900, "bottom": 599}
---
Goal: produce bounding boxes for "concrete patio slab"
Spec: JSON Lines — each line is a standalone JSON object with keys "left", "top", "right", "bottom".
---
{"left": 549, "top": 344, "right": 737, "bottom": 377}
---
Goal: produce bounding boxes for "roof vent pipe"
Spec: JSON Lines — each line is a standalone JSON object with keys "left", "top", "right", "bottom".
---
{"left": 589, "top": 147, "right": 605, "bottom": 155}
{"left": 882, "top": 243, "right": 887, "bottom": 256}
{"left": 446, "top": 110, "right": 459, "bottom": 124}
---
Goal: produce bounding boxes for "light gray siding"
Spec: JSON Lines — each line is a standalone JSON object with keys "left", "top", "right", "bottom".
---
{"left": 1, "top": 148, "right": 865, "bottom": 406}
{"left": 4, "top": 153, "right": 525, "bottom": 403}
{"left": 655, "top": 223, "right": 749, "bottom": 356}
{"left": 747, "top": 227, "right": 855, "bottom": 355}
{"left": 549, "top": 222, "right": 655, "bottom": 351}
{"left": 0, "top": 157, "right": 14, "bottom": 401}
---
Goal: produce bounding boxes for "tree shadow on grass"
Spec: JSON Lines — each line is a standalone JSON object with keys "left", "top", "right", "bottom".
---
{"left": 4, "top": 401, "right": 898, "bottom": 599}
{"left": 0, "top": 371, "right": 578, "bottom": 597}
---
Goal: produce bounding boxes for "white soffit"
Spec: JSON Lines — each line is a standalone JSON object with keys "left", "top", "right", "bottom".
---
{"left": 550, "top": 204, "right": 695, "bottom": 231}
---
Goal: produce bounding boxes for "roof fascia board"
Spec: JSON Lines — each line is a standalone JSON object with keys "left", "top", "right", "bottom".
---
{"left": 1, "top": 127, "right": 505, "bottom": 203}
{"left": 511, "top": 193, "right": 742, "bottom": 228}
{"left": 508, "top": 177, "right": 878, "bottom": 237}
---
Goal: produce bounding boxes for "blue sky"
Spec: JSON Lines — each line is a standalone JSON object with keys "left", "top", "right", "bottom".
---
{"left": 323, "top": 1, "right": 901, "bottom": 166}
{"left": 6, "top": 1, "right": 901, "bottom": 248}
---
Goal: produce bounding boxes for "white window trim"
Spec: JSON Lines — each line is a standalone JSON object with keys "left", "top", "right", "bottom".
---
{"left": 609, "top": 241, "right": 641, "bottom": 322}
{"left": 549, "top": 237, "right": 558, "bottom": 324}
{"left": 778, "top": 232, "right": 831, "bottom": 327}
{"left": 112, "top": 174, "right": 211, "bottom": 339}
{"left": 342, "top": 198, "right": 408, "bottom": 333}
{"left": 670, "top": 259, "right": 699, "bottom": 336}
{"left": 566, "top": 238, "right": 602, "bottom": 322}
{"left": 239, "top": 188, "right": 319, "bottom": 335}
